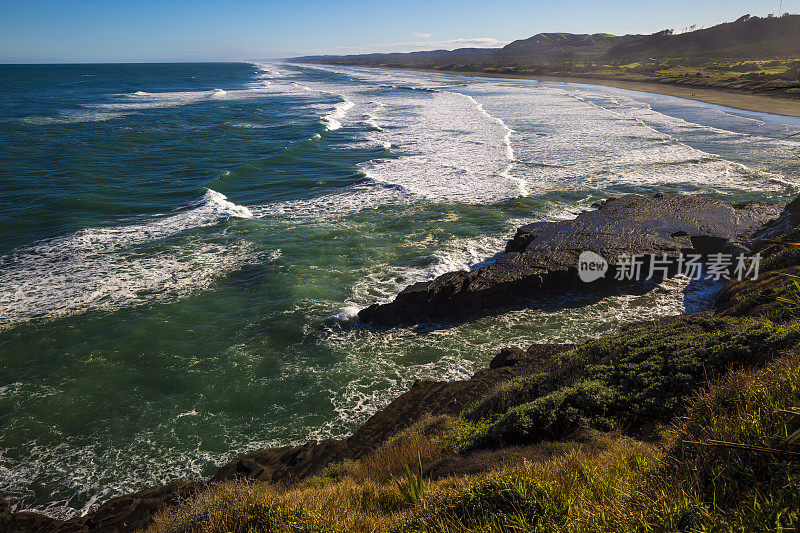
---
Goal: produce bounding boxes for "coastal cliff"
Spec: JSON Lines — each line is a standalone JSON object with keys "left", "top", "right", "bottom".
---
{"left": 5, "top": 192, "right": 800, "bottom": 532}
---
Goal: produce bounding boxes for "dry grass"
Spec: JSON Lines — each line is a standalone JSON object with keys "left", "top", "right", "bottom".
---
{"left": 147, "top": 351, "right": 800, "bottom": 531}
{"left": 147, "top": 433, "right": 657, "bottom": 533}
{"left": 352, "top": 415, "right": 455, "bottom": 483}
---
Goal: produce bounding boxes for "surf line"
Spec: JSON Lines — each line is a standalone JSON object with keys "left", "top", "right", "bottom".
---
{"left": 459, "top": 93, "right": 528, "bottom": 196}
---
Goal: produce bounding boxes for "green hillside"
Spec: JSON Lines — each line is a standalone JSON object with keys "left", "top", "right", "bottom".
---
{"left": 606, "top": 14, "right": 800, "bottom": 61}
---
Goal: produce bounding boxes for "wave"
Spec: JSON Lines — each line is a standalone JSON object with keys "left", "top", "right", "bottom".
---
{"left": 225, "top": 121, "right": 272, "bottom": 129}
{"left": 252, "top": 63, "right": 298, "bottom": 80}
{"left": 93, "top": 87, "right": 278, "bottom": 112}
{"left": 248, "top": 183, "right": 410, "bottom": 221}
{"left": 0, "top": 190, "right": 256, "bottom": 328}
{"left": 365, "top": 113, "right": 383, "bottom": 131}
{"left": 462, "top": 93, "right": 526, "bottom": 196}
{"left": 473, "top": 84, "right": 798, "bottom": 196}
{"left": 323, "top": 99, "right": 354, "bottom": 131}
{"left": 20, "top": 84, "right": 284, "bottom": 123}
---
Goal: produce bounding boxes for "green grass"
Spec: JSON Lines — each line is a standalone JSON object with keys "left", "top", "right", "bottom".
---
{"left": 669, "top": 353, "right": 800, "bottom": 530}
{"left": 462, "top": 316, "right": 800, "bottom": 451}
{"left": 394, "top": 476, "right": 570, "bottom": 532}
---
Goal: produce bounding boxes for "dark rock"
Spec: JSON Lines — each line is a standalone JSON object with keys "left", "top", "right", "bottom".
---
{"left": 212, "top": 440, "right": 352, "bottom": 484}
{"left": 78, "top": 480, "right": 201, "bottom": 532}
{"left": 750, "top": 193, "right": 800, "bottom": 240}
{"left": 0, "top": 511, "right": 68, "bottom": 533}
{"left": 489, "top": 347, "right": 527, "bottom": 369}
{"left": 358, "top": 194, "right": 782, "bottom": 326}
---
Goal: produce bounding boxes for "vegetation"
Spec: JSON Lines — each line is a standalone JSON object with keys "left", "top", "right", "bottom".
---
{"left": 394, "top": 454, "right": 426, "bottom": 507}
{"left": 148, "top": 309, "right": 800, "bottom": 532}
{"left": 461, "top": 316, "right": 800, "bottom": 451}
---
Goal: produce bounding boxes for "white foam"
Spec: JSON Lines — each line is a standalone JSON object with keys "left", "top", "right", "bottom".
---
{"left": 332, "top": 306, "right": 360, "bottom": 322}
{"left": 248, "top": 183, "right": 409, "bottom": 221}
{"left": 356, "top": 91, "right": 521, "bottom": 203}
{"left": 91, "top": 83, "right": 313, "bottom": 113}
{"left": 225, "top": 121, "right": 271, "bottom": 129}
{"left": 365, "top": 112, "right": 384, "bottom": 131}
{"left": 19, "top": 111, "right": 129, "bottom": 125}
{"left": 20, "top": 79, "right": 314, "bottom": 123}
{"left": 0, "top": 190, "right": 257, "bottom": 328}
{"left": 0, "top": 416, "right": 288, "bottom": 520}
{"left": 455, "top": 82, "right": 799, "bottom": 196}
{"left": 253, "top": 63, "right": 298, "bottom": 80}
{"left": 345, "top": 228, "right": 518, "bottom": 312}
{"left": 462, "top": 93, "right": 526, "bottom": 196}
{"left": 323, "top": 99, "right": 354, "bottom": 131}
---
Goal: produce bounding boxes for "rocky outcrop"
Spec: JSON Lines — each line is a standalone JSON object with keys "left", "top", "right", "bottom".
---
{"left": 358, "top": 194, "right": 782, "bottom": 326}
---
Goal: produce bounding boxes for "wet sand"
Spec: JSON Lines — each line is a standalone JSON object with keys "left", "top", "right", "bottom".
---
{"left": 390, "top": 67, "right": 800, "bottom": 118}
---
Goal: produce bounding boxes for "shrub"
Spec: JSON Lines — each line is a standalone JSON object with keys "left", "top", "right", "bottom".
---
{"left": 395, "top": 454, "right": 426, "bottom": 507}
{"left": 463, "top": 317, "right": 800, "bottom": 450}
{"left": 432, "top": 418, "right": 493, "bottom": 453}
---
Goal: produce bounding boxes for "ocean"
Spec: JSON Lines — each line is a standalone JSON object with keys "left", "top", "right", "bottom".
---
{"left": 1, "top": 61, "right": 799, "bottom": 518}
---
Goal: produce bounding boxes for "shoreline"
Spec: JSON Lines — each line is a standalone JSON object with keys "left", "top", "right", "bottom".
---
{"left": 358, "top": 65, "right": 800, "bottom": 119}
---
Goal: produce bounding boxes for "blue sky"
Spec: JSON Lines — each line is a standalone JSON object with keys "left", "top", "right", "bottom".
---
{"left": 0, "top": 0, "right": 796, "bottom": 63}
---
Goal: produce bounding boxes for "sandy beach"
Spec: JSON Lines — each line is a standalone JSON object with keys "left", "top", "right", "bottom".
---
{"left": 386, "top": 67, "right": 800, "bottom": 118}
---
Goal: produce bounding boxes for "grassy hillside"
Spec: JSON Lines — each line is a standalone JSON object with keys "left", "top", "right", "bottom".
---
{"left": 492, "top": 32, "right": 638, "bottom": 67}
{"left": 606, "top": 14, "right": 800, "bottom": 61}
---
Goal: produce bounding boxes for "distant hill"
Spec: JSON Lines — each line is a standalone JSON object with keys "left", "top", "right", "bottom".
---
{"left": 494, "top": 32, "right": 640, "bottom": 66}
{"left": 293, "top": 47, "right": 495, "bottom": 68}
{"left": 293, "top": 33, "right": 641, "bottom": 68}
{"left": 605, "top": 14, "right": 800, "bottom": 61}
{"left": 293, "top": 14, "right": 800, "bottom": 99}
{"left": 294, "top": 14, "right": 800, "bottom": 68}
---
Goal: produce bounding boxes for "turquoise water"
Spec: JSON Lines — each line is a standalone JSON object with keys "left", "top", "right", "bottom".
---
{"left": 1, "top": 62, "right": 799, "bottom": 517}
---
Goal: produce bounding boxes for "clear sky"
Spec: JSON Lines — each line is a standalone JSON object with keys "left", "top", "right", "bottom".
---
{"left": 0, "top": 0, "right": 796, "bottom": 63}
